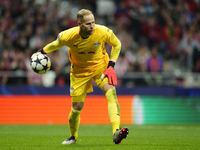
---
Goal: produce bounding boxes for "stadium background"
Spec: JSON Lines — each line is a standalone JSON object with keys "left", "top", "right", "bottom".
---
{"left": 0, "top": 0, "right": 200, "bottom": 125}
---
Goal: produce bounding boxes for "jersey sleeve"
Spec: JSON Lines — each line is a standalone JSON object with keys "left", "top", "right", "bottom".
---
{"left": 105, "top": 28, "right": 121, "bottom": 62}
{"left": 43, "top": 31, "right": 65, "bottom": 53}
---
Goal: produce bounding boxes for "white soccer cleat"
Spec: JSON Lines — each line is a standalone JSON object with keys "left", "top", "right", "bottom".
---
{"left": 62, "top": 136, "right": 76, "bottom": 144}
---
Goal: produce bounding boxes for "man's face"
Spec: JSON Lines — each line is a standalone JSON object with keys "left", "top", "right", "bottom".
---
{"left": 79, "top": 14, "right": 95, "bottom": 37}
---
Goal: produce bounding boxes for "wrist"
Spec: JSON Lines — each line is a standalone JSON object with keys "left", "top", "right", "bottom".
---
{"left": 39, "top": 49, "right": 47, "bottom": 54}
{"left": 107, "top": 60, "right": 116, "bottom": 68}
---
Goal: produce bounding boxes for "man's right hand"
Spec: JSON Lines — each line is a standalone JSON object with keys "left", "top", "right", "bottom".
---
{"left": 31, "top": 49, "right": 46, "bottom": 59}
{"left": 31, "top": 51, "right": 41, "bottom": 59}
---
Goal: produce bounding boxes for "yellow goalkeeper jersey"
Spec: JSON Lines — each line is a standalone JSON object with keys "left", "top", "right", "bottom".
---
{"left": 43, "top": 24, "right": 121, "bottom": 73}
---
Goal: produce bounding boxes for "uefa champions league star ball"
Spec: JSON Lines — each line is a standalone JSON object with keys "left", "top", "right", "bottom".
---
{"left": 30, "top": 54, "right": 51, "bottom": 74}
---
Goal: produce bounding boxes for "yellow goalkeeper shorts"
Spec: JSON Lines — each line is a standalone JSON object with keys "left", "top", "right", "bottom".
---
{"left": 70, "top": 64, "right": 108, "bottom": 97}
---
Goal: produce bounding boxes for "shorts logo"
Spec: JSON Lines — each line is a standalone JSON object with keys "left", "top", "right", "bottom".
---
{"left": 93, "top": 42, "right": 100, "bottom": 47}
{"left": 70, "top": 87, "right": 74, "bottom": 93}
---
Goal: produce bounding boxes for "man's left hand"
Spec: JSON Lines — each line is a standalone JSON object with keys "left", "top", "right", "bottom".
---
{"left": 101, "top": 66, "right": 117, "bottom": 86}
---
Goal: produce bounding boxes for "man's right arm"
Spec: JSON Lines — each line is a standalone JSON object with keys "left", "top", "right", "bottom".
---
{"left": 43, "top": 39, "right": 64, "bottom": 53}
{"left": 31, "top": 32, "right": 65, "bottom": 58}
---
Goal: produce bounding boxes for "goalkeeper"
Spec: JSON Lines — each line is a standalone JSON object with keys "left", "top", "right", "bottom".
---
{"left": 32, "top": 9, "right": 129, "bottom": 144}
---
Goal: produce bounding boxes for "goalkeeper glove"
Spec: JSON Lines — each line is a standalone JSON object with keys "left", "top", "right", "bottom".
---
{"left": 31, "top": 49, "right": 47, "bottom": 59}
{"left": 101, "top": 61, "right": 117, "bottom": 86}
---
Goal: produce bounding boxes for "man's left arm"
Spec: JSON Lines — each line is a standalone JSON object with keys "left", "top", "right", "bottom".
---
{"left": 101, "top": 29, "right": 121, "bottom": 86}
{"left": 106, "top": 29, "right": 121, "bottom": 63}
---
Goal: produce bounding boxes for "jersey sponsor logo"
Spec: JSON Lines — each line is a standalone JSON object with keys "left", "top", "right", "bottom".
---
{"left": 88, "top": 51, "right": 96, "bottom": 54}
{"left": 78, "top": 51, "right": 96, "bottom": 54}
{"left": 93, "top": 42, "right": 100, "bottom": 47}
{"left": 78, "top": 52, "right": 86, "bottom": 54}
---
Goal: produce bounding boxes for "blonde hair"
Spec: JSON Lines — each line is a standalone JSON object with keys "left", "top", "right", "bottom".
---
{"left": 77, "top": 9, "right": 93, "bottom": 22}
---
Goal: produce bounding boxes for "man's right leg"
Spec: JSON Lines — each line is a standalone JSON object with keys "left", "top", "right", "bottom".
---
{"left": 62, "top": 93, "right": 86, "bottom": 145}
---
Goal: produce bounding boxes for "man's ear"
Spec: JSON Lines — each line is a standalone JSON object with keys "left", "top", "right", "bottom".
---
{"left": 78, "top": 21, "right": 81, "bottom": 26}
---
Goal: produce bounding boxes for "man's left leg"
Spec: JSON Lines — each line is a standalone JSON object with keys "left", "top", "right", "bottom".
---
{"left": 103, "top": 86, "right": 121, "bottom": 134}
{"left": 102, "top": 84, "right": 129, "bottom": 144}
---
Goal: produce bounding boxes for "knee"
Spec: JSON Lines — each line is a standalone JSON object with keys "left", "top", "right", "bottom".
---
{"left": 72, "top": 102, "right": 84, "bottom": 111}
{"left": 102, "top": 83, "right": 115, "bottom": 95}
{"left": 71, "top": 94, "right": 86, "bottom": 111}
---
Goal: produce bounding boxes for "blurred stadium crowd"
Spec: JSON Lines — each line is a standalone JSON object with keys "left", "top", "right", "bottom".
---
{"left": 0, "top": 0, "right": 200, "bottom": 87}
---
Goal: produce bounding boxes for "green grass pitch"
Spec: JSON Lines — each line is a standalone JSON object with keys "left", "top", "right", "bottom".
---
{"left": 0, "top": 124, "right": 200, "bottom": 150}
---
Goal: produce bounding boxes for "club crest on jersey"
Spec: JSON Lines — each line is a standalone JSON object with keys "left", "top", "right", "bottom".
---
{"left": 93, "top": 42, "right": 100, "bottom": 47}
{"left": 70, "top": 87, "right": 74, "bottom": 93}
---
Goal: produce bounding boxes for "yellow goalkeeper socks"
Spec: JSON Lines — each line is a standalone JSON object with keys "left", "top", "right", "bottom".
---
{"left": 111, "top": 121, "right": 120, "bottom": 134}
{"left": 105, "top": 88, "right": 120, "bottom": 134}
{"left": 68, "top": 107, "right": 82, "bottom": 140}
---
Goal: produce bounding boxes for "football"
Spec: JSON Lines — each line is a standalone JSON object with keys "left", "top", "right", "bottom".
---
{"left": 30, "top": 54, "right": 51, "bottom": 74}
